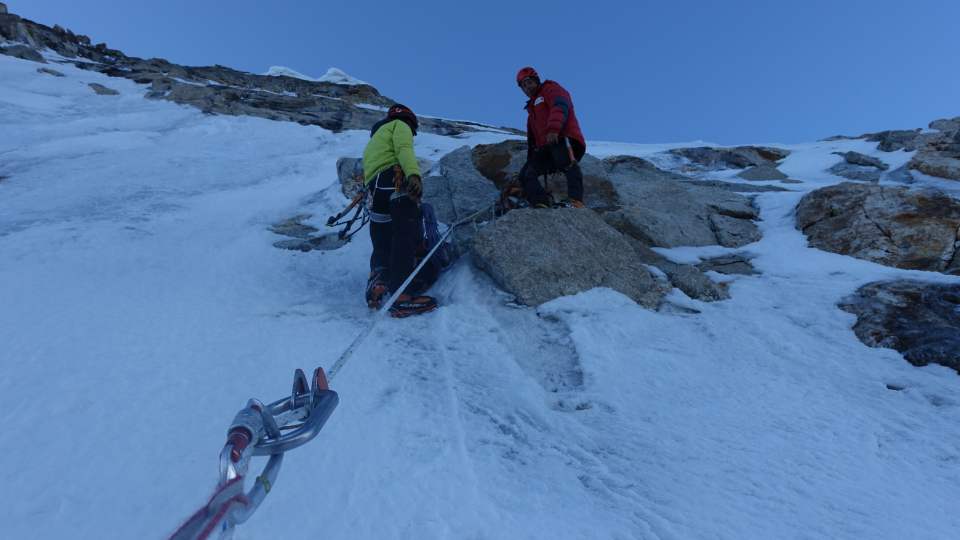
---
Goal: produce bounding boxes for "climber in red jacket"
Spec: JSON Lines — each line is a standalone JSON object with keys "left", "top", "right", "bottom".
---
{"left": 516, "top": 66, "right": 587, "bottom": 208}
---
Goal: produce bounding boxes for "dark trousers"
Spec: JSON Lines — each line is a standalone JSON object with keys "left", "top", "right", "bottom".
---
{"left": 519, "top": 138, "right": 584, "bottom": 206}
{"left": 368, "top": 168, "right": 421, "bottom": 294}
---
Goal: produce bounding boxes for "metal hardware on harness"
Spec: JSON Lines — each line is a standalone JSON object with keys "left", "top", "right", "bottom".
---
{"left": 168, "top": 367, "right": 339, "bottom": 540}
{"left": 326, "top": 191, "right": 370, "bottom": 242}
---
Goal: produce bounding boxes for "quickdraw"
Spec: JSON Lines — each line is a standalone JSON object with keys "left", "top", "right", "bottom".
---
{"left": 168, "top": 367, "right": 339, "bottom": 540}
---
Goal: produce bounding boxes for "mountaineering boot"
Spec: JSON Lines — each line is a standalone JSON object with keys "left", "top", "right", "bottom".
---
{"left": 389, "top": 294, "right": 438, "bottom": 318}
{"left": 365, "top": 268, "right": 388, "bottom": 309}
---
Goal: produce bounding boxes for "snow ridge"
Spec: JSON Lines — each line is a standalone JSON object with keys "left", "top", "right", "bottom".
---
{"left": 265, "top": 65, "right": 367, "bottom": 86}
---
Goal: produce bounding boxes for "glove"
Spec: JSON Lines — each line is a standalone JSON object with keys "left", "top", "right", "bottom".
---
{"left": 546, "top": 132, "right": 560, "bottom": 145}
{"left": 405, "top": 174, "right": 423, "bottom": 198}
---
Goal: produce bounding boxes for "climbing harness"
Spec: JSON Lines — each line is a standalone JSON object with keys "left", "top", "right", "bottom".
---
{"left": 168, "top": 367, "right": 339, "bottom": 540}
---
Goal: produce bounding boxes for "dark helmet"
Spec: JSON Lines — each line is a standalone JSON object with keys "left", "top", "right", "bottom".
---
{"left": 387, "top": 103, "right": 418, "bottom": 135}
{"left": 516, "top": 66, "right": 540, "bottom": 86}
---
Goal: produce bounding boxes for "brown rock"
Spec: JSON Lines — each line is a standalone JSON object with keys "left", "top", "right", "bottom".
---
{"left": 797, "top": 182, "right": 960, "bottom": 274}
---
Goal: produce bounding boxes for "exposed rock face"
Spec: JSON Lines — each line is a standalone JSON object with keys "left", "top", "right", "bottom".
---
{"left": 668, "top": 146, "right": 790, "bottom": 170}
{"left": 424, "top": 146, "right": 500, "bottom": 225}
{"left": 797, "top": 182, "right": 960, "bottom": 274}
{"left": 0, "top": 43, "right": 44, "bottom": 62}
{"left": 696, "top": 254, "right": 758, "bottom": 275}
{"left": 911, "top": 154, "right": 960, "bottom": 180}
{"left": 631, "top": 242, "right": 730, "bottom": 301}
{"left": 828, "top": 162, "right": 881, "bottom": 183}
{"left": 36, "top": 67, "right": 64, "bottom": 77}
{"left": 830, "top": 117, "right": 960, "bottom": 181}
{"left": 472, "top": 209, "right": 669, "bottom": 307}
{"left": 471, "top": 141, "right": 762, "bottom": 248}
{"left": 827, "top": 152, "right": 888, "bottom": 182}
{"left": 737, "top": 165, "right": 788, "bottom": 181}
{"left": 833, "top": 151, "right": 888, "bottom": 170}
{"left": 0, "top": 7, "right": 518, "bottom": 137}
{"left": 930, "top": 117, "right": 960, "bottom": 133}
{"left": 866, "top": 129, "right": 928, "bottom": 152}
{"left": 88, "top": 82, "right": 119, "bottom": 95}
{"left": 270, "top": 215, "right": 348, "bottom": 252}
{"left": 839, "top": 280, "right": 960, "bottom": 374}
{"left": 908, "top": 118, "right": 960, "bottom": 181}
{"left": 472, "top": 142, "right": 623, "bottom": 209}
{"left": 461, "top": 141, "right": 755, "bottom": 301}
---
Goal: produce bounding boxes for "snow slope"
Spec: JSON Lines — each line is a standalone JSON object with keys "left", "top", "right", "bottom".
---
{"left": 1, "top": 53, "right": 959, "bottom": 540}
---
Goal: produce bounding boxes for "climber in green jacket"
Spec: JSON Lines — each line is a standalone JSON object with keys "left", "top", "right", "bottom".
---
{"left": 362, "top": 104, "right": 437, "bottom": 317}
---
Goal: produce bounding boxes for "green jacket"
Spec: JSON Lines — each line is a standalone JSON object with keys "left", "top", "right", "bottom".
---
{"left": 362, "top": 119, "right": 421, "bottom": 184}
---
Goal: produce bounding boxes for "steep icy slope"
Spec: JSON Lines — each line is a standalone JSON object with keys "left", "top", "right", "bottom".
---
{"left": 1, "top": 53, "right": 959, "bottom": 540}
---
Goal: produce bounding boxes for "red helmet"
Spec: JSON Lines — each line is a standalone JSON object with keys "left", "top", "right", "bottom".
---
{"left": 387, "top": 103, "right": 418, "bottom": 134}
{"left": 516, "top": 66, "right": 539, "bottom": 86}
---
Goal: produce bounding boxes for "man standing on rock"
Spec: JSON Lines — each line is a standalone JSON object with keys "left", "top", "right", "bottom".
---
{"left": 362, "top": 104, "right": 437, "bottom": 317}
{"left": 516, "top": 66, "right": 587, "bottom": 208}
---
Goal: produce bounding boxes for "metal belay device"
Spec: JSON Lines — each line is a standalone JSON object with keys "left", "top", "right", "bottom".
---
{"left": 169, "top": 367, "right": 339, "bottom": 540}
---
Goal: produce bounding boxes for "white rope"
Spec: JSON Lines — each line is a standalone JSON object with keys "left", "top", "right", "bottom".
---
{"left": 327, "top": 203, "right": 492, "bottom": 381}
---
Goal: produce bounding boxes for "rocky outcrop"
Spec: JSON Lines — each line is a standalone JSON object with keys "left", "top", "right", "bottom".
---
{"left": 834, "top": 151, "right": 888, "bottom": 170}
{"left": 827, "top": 151, "right": 889, "bottom": 183}
{"left": 472, "top": 208, "right": 669, "bottom": 307}
{"left": 461, "top": 141, "right": 755, "bottom": 301}
{"left": 829, "top": 116, "right": 960, "bottom": 181}
{"left": 0, "top": 6, "right": 519, "bottom": 137}
{"left": 0, "top": 43, "right": 44, "bottom": 62}
{"left": 88, "top": 82, "right": 118, "bottom": 96}
{"left": 631, "top": 242, "right": 730, "bottom": 301}
{"left": 866, "top": 129, "right": 929, "bottom": 152}
{"left": 696, "top": 254, "right": 758, "bottom": 275}
{"left": 930, "top": 117, "right": 960, "bottom": 133}
{"left": 424, "top": 147, "right": 501, "bottom": 226}
{"left": 911, "top": 154, "right": 960, "bottom": 180}
{"left": 471, "top": 141, "right": 763, "bottom": 248}
{"left": 37, "top": 67, "right": 64, "bottom": 77}
{"left": 737, "top": 165, "right": 788, "bottom": 181}
{"left": 839, "top": 280, "right": 960, "bottom": 374}
{"left": 797, "top": 182, "right": 960, "bottom": 274}
{"left": 827, "top": 163, "right": 881, "bottom": 183}
{"left": 668, "top": 146, "right": 790, "bottom": 170}
{"left": 908, "top": 118, "right": 960, "bottom": 181}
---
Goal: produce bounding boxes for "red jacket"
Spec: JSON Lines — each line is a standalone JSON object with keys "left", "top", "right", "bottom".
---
{"left": 525, "top": 80, "right": 586, "bottom": 160}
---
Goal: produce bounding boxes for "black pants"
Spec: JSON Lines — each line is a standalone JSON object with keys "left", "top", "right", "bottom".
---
{"left": 368, "top": 168, "right": 422, "bottom": 294}
{"left": 519, "top": 138, "right": 584, "bottom": 207}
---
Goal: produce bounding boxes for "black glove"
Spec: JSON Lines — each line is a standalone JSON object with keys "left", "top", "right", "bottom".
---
{"left": 405, "top": 174, "right": 422, "bottom": 198}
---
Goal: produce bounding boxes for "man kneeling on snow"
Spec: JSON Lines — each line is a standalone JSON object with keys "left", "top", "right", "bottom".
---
{"left": 362, "top": 104, "right": 438, "bottom": 317}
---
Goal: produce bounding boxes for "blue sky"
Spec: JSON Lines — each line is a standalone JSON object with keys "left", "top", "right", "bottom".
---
{"left": 12, "top": 0, "right": 960, "bottom": 144}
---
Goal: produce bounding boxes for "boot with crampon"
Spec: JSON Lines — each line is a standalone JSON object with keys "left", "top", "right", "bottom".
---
{"left": 388, "top": 294, "right": 438, "bottom": 318}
